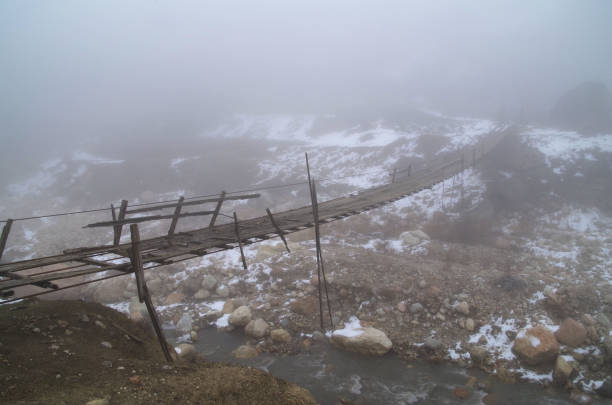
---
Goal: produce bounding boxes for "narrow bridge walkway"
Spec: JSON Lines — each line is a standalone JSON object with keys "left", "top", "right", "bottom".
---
{"left": 0, "top": 129, "right": 509, "bottom": 302}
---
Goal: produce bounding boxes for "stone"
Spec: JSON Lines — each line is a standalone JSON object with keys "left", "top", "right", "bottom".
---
{"left": 553, "top": 355, "right": 575, "bottom": 386}
{"left": 86, "top": 398, "right": 110, "bottom": 405}
{"left": 603, "top": 336, "right": 612, "bottom": 362}
{"left": 465, "top": 318, "right": 475, "bottom": 331}
{"left": 470, "top": 346, "right": 489, "bottom": 364}
{"left": 194, "top": 289, "right": 210, "bottom": 300}
{"left": 177, "top": 343, "right": 197, "bottom": 361}
{"left": 270, "top": 328, "right": 291, "bottom": 344}
{"left": 222, "top": 300, "right": 235, "bottom": 314}
{"left": 232, "top": 344, "right": 258, "bottom": 359}
{"left": 397, "top": 301, "right": 407, "bottom": 313}
{"left": 190, "top": 330, "right": 198, "bottom": 341}
{"left": 290, "top": 296, "right": 318, "bottom": 316}
{"left": 95, "top": 320, "right": 106, "bottom": 329}
{"left": 245, "top": 319, "right": 269, "bottom": 339}
{"left": 201, "top": 275, "right": 218, "bottom": 291}
{"left": 129, "top": 300, "right": 148, "bottom": 323}
{"left": 569, "top": 392, "right": 594, "bottom": 405}
{"left": 312, "top": 331, "right": 326, "bottom": 342}
{"left": 176, "top": 313, "right": 193, "bottom": 333}
{"left": 412, "top": 229, "right": 430, "bottom": 241}
{"left": 203, "top": 310, "right": 222, "bottom": 321}
{"left": 554, "top": 318, "right": 587, "bottom": 347}
{"left": 80, "top": 314, "right": 90, "bottom": 323}
{"left": 147, "top": 278, "right": 163, "bottom": 295}
{"left": 331, "top": 327, "right": 392, "bottom": 356}
{"left": 228, "top": 306, "right": 252, "bottom": 327}
{"left": 400, "top": 231, "right": 420, "bottom": 247}
{"left": 512, "top": 325, "right": 560, "bottom": 366}
{"left": 455, "top": 301, "right": 470, "bottom": 315}
{"left": 100, "top": 341, "right": 112, "bottom": 349}
{"left": 410, "top": 303, "right": 424, "bottom": 314}
{"left": 92, "top": 278, "right": 129, "bottom": 303}
{"left": 418, "top": 280, "right": 427, "bottom": 288}
{"left": 424, "top": 337, "right": 442, "bottom": 351}
{"left": 215, "top": 285, "right": 230, "bottom": 298}
{"left": 596, "top": 313, "right": 611, "bottom": 330}
{"left": 164, "top": 291, "right": 185, "bottom": 305}
{"left": 452, "top": 386, "right": 470, "bottom": 399}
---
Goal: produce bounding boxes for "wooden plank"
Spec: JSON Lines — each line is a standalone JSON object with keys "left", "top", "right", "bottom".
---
{"left": 86, "top": 210, "right": 216, "bottom": 228}
{"left": 233, "top": 212, "right": 248, "bottom": 270}
{"left": 265, "top": 208, "right": 290, "bottom": 253}
{"left": 142, "top": 283, "right": 174, "bottom": 362}
{"left": 114, "top": 200, "right": 128, "bottom": 246}
{"left": 0, "top": 219, "right": 13, "bottom": 261}
{"left": 208, "top": 191, "right": 226, "bottom": 229}
{"left": 111, "top": 204, "right": 118, "bottom": 245}
{"left": 129, "top": 224, "right": 145, "bottom": 302}
{"left": 126, "top": 192, "right": 258, "bottom": 215}
{"left": 167, "top": 196, "right": 184, "bottom": 236}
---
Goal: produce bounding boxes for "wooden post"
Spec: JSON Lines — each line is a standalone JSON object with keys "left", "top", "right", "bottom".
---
{"left": 114, "top": 200, "right": 128, "bottom": 246}
{"left": 167, "top": 196, "right": 184, "bottom": 236}
{"left": 209, "top": 191, "right": 226, "bottom": 229}
{"left": 305, "top": 153, "right": 324, "bottom": 331}
{"left": 0, "top": 219, "right": 13, "bottom": 261}
{"left": 266, "top": 208, "right": 290, "bottom": 253}
{"left": 233, "top": 212, "right": 248, "bottom": 270}
{"left": 129, "top": 223, "right": 173, "bottom": 362}
{"left": 391, "top": 167, "right": 397, "bottom": 184}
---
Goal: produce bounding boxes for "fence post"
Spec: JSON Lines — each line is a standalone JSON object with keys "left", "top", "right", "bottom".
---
{"left": 209, "top": 191, "right": 226, "bottom": 229}
{"left": 167, "top": 196, "right": 184, "bottom": 236}
{"left": 114, "top": 200, "right": 128, "bottom": 246}
{"left": 0, "top": 219, "right": 14, "bottom": 261}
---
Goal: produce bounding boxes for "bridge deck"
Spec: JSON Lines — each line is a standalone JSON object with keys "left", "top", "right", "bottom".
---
{"left": 0, "top": 129, "right": 509, "bottom": 299}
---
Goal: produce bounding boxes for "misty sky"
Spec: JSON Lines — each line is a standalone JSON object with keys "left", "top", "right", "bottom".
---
{"left": 1, "top": 0, "right": 612, "bottom": 143}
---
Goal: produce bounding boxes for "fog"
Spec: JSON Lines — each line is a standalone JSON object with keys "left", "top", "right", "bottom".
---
{"left": 2, "top": 0, "right": 611, "bottom": 148}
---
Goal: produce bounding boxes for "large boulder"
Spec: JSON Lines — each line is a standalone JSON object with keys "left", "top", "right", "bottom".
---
{"left": 553, "top": 355, "right": 575, "bottom": 386}
{"left": 399, "top": 231, "right": 420, "bottom": 247}
{"left": 245, "top": 319, "right": 269, "bottom": 339}
{"left": 232, "top": 344, "right": 258, "bottom": 359}
{"left": 554, "top": 318, "right": 587, "bottom": 347}
{"left": 176, "top": 313, "right": 193, "bottom": 333}
{"left": 331, "top": 321, "right": 392, "bottom": 356}
{"left": 201, "top": 275, "right": 218, "bottom": 291}
{"left": 176, "top": 343, "right": 197, "bottom": 361}
{"left": 228, "top": 306, "right": 252, "bottom": 327}
{"left": 512, "top": 325, "right": 560, "bottom": 366}
{"left": 164, "top": 291, "right": 185, "bottom": 305}
{"left": 270, "top": 328, "right": 291, "bottom": 344}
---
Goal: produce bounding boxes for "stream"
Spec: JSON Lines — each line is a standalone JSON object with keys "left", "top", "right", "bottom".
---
{"left": 167, "top": 327, "right": 607, "bottom": 405}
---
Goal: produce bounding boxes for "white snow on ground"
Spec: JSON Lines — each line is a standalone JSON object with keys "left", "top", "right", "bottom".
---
{"left": 170, "top": 156, "right": 200, "bottom": 169}
{"left": 71, "top": 151, "right": 124, "bottom": 164}
{"left": 521, "top": 127, "right": 612, "bottom": 169}
{"left": 332, "top": 316, "right": 364, "bottom": 338}
{"left": 468, "top": 317, "right": 518, "bottom": 361}
{"left": 6, "top": 158, "right": 67, "bottom": 197}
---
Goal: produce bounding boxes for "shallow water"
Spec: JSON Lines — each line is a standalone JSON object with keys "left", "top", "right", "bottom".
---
{"left": 169, "top": 327, "right": 606, "bottom": 405}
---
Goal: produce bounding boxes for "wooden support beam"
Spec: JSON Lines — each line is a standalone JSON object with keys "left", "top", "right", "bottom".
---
{"left": 266, "top": 208, "right": 290, "bottom": 253}
{"left": 208, "top": 191, "right": 226, "bottom": 229}
{"left": 86, "top": 210, "right": 216, "bottom": 228}
{"left": 114, "top": 200, "right": 128, "bottom": 246}
{"left": 129, "top": 223, "right": 173, "bottom": 362}
{"left": 167, "top": 196, "right": 184, "bottom": 236}
{"left": 126, "top": 192, "right": 257, "bottom": 215}
{"left": 0, "top": 219, "right": 13, "bottom": 261}
{"left": 233, "top": 212, "right": 248, "bottom": 270}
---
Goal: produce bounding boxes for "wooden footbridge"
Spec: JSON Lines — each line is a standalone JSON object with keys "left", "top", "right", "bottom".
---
{"left": 0, "top": 128, "right": 510, "bottom": 360}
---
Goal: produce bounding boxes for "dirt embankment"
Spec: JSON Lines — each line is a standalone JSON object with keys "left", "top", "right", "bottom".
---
{"left": 0, "top": 299, "right": 316, "bottom": 405}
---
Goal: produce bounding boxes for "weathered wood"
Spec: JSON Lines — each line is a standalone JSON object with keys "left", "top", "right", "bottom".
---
{"left": 0, "top": 219, "right": 13, "bottom": 261}
{"left": 126, "top": 193, "right": 259, "bottom": 215}
{"left": 233, "top": 212, "right": 248, "bottom": 270}
{"left": 142, "top": 283, "right": 173, "bottom": 362}
{"left": 266, "top": 208, "right": 290, "bottom": 253}
{"left": 129, "top": 224, "right": 145, "bottom": 302}
{"left": 208, "top": 191, "right": 226, "bottom": 229}
{"left": 86, "top": 210, "right": 216, "bottom": 228}
{"left": 167, "top": 196, "right": 184, "bottom": 236}
{"left": 114, "top": 200, "right": 128, "bottom": 246}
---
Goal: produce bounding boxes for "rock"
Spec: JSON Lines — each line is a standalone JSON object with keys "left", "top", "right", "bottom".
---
{"left": 290, "top": 296, "right": 318, "bottom": 316}
{"left": 177, "top": 343, "right": 197, "bottom": 361}
{"left": 222, "top": 300, "right": 235, "bottom": 314}
{"left": 147, "top": 278, "right": 163, "bottom": 295}
{"left": 95, "top": 320, "right": 106, "bottom": 329}
{"left": 455, "top": 301, "right": 470, "bottom": 316}
{"left": 553, "top": 355, "right": 575, "bottom": 386}
{"left": 452, "top": 386, "right": 470, "bottom": 399}
{"left": 569, "top": 392, "right": 594, "bottom": 405}
{"left": 312, "top": 331, "right": 326, "bottom": 342}
{"left": 176, "top": 313, "right": 193, "bottom": 333}
{"left": 397, "top": 301, "right": 407, "bottom": 313}
{"left": 512, "top": 325, "right": 560, "bottom": 366}
{"left": 203, "top": 310, "right": 222, "bottom": 321}
{"left": 129, "top": 375, "right": 142, "bottom": 385}
{"left": 100, "top": 341, "right": 112, "bottom": 349}
{"left": 603, "top": 336, "right": 612, "bottom": 363}
{"left": 596, "top": 380, "right": 612, "bottom": 399}
{"left": 465, "top": 318, "right": 475, "bottom": 331}
{"left": 400, "top": 231, "right": 420, "bottom": 247}
{"left": 418, "top": 280, "right": 427, "bottom": 288}
{"left": 424, "top": 337, "right": 442, "bottom": 351}
{"left": 80, "top": 314, "right": 90, "bottom": 323}
{"left": 271, "top": 328, "right": 291, "bottom": 344}
{"left": 86, "top": 397, "right": 110, "bottom": 405}
{"left": 412, "top": 229, "right": 430, "bottom": 241}
{"left": 194, "top": 289, "right": 210, "bottom": 300}
{"left": 129, "top": 300, "right": 148, "bottom": 323}
{"left": 92, "top": 277, "right": 129, "bottom": 303}
{"left": 232, "top": 344, "right": 258, "bottom": 359}
{"left": 596, "top": 313, "right": 611, "bottom": 330}
{"left": 164, "top": 291, "right": 185, "bottom": 305}
{"left": 228, "top": 306, "right": 252, "bottom": 327}
{"left": 554, "top": 318, "right": 587, "bottom": 347}
{"left": 190, "top": 330, "right": 198, "bottom": 341}
{"left": 201, "top": 275, "right": 218, "bottom": 291}
{"left": 245, "top": 319, "right": 269, "bottom": 339}
{"left": 410, "top": 303, "right": 424, "bottom": 314}
{"left": 470, "top": 346, "right": 489, "bottom": 364}
{"left": 331, "top": 327, "right": 392, "bottom": 356}
{"left": 215, "top": 284, "right": 230, "bottom": 298}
